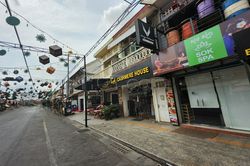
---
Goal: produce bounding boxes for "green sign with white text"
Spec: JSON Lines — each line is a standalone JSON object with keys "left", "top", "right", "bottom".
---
{"left": 184, "top": 25, "right": 228, "bottom": 66}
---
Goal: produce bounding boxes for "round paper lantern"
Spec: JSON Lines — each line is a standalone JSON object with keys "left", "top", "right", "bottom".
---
{"left": 6, "top": 16, "right": 20, "bottom": 26}
{"left": 2, "top": 71, "right": 8, "bottom": 75}
{"left": 64, "top": 63, "right": 68, "bottom": 67}
{"left": 13, "top": 70, "right": 19, "bottom": 74}
{"left": 0, "top": 49, "right": 7, "bottom": 56}
{"left": 24, "top": 51, "right": 31, "bottom": 57}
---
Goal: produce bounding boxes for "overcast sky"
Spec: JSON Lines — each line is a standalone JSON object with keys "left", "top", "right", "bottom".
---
{"left": 0, "top": 0, "right": 142, "bottom": 95}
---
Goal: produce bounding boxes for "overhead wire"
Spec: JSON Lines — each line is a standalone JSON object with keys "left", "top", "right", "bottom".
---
{"left": 58, "top": 0, "right": 141, "bottom": 89}
{"left": 0, "top": 0, "right": 81, "bottom": 55}
{"left": 4, "top": 0, "right": 37, "bottom": 91}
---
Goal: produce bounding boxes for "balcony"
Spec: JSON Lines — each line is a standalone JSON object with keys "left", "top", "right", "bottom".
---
{"left": 93, "top": 65, "right": 112, "bottom": 79}
{"left": 112, "top": 47, "right": 152, "bottom": 73}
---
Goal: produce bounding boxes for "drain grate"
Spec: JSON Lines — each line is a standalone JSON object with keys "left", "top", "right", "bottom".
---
{"left": 109, "top": 142, "right": 131, "bottom": 154}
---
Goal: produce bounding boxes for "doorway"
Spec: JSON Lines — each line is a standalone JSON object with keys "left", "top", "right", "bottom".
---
{"left": 177, "top": 72, "right": 225, "bottom": 126}
{"left": 80, "top": 99, "right": 84, "bottom": 111}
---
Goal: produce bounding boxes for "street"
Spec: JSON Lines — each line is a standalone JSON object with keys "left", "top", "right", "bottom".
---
{"left": 0, "top": 106, "right": 158, "bottom": 166}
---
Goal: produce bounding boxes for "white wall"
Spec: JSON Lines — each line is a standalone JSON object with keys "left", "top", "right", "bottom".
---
{"left": 121, "top": 86, "right": 129, "bottom": 117}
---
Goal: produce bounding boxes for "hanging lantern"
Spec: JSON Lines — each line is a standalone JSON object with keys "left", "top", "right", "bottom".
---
{"left": 46, "top": 66, "right": 55, "bottom": 74}
{"left": 4, "top": 81, "right": 10, "bottom": 87}
{"left": 39, "top": 55, "right": 50, "bottom": 65}
{"left": 13, "top": 70, "right": 19, "bottom": 74}
{"left": 0, "top": 49, "right": 7, "bottom": 56}
{"left": 3, "top": 77, "right": 15, "bottom": 81}
{"left": 24, "top": 51, "right": 31, "bottom": 57}
{"left": 49, "top": 45, "right": 62, "bottom": 57}
{"left": 64, "top": 63, "right": 68, "bottom": 67}
{"left": 59, "top": 57, "right": 65, "bottom": 62}
{"left": 36, "top": 34, "right": 46, "bottom": 42}
{"left": 48, "top": 83, "right": 52, "bottom": 88}
{"left": 6, "top": 16, "right": 20, "bottom": 26}
{"left": 2, "top": 71, "right": 8, "bottom": 75}
{"left": 15, "top": 76, "right": 23, "bottom": 82}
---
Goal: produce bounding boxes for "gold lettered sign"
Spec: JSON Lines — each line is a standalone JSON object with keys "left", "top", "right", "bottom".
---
{"left": 245, "top": 48, "right": 250, "bottom": 56}
{"left": 111, "top": 66, "right": 150, "bottom": 84}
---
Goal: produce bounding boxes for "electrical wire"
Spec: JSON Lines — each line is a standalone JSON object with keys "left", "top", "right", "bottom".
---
{"left": 59, "top": 0, "right": 140, "bottom": 87}
{"left": 4, "top": 0, "right": 37, "bottom": 92}
{"left": 0, "top": 0, "right": 81, "bottom": 55}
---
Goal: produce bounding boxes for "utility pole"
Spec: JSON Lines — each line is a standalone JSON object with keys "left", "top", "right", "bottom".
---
{"left": 84, "top": 55, "right": 88, "bottom": 127}
{"left": 67, "top": 54, "right": 70, "bottom": 99}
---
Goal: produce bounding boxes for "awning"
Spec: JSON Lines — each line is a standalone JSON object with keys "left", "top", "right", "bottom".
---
{"left": 75, "top": 79, "right": 109, "bottom": 90}
{"left": 69, "top": 89, "right": 83, "bottom": 98}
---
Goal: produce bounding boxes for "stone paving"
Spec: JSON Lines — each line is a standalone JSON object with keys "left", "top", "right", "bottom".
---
{"left": 68, "top": 112, "right": 250, "bottom": 166}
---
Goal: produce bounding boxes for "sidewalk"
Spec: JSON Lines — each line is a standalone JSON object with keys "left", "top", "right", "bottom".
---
{"left": 68, "top": 112, "right": 250, "bottom": 166}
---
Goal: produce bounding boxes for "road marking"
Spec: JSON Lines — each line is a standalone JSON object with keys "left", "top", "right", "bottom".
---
{"left": 43, "top": 120, "right": 58, "bottom": 166}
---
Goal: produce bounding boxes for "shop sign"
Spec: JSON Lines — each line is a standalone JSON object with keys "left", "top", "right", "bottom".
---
{"left": 184, "top": 25, "right": 228, "bottom": 66}
{"left": 111, "top": 58, "right": 153, "bottom": 86}
{"left": 232, "top": 28, "right": 250, "bottom": 57}
{"left": 135, "top": 19, "right": 158, "bottom": 50}
{"left": 111, "top": 67, "right": 150, "bottom": 84}
{"left": 151, "top": 10, "right": 250, "bottom": 75}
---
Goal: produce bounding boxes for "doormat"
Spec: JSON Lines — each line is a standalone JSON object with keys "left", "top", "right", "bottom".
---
{"left": 172, "top": 128, "right": 218, "bottom": 139}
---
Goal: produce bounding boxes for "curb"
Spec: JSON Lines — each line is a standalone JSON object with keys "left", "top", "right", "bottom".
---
{"left": 89, "top": 126, "right": 177, "bottom": 166}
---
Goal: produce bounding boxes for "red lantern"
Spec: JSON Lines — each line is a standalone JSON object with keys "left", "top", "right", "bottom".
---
{"left": 48, "top": 83, "right": 52, "bottom": 88}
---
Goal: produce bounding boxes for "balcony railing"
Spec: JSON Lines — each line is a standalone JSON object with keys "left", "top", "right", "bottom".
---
{"left": 93, "top": 65, "right": 112, "bottom": 79}
{"left": 112, "top": 47, "right": 151, "bottom": 73}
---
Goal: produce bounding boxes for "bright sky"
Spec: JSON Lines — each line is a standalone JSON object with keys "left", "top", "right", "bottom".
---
{"left": 0, "top": 0, "right": 143, "bottom": 98}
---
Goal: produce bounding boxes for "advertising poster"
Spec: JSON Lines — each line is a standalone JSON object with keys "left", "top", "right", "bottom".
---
{"left": 220, "top": 11, "right": 250, "bottom": 56}
{"left": 184, "top": 25, "right": 228, "bottom": 66}
{"left": 151, "top": 41, "right": 188, "bottom": 76}
{"left": 166, "top": 89, "right": 178, "bottom": 125}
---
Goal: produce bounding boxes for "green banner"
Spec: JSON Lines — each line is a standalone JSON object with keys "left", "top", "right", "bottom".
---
{"left": 184, "top": 25, "right": 228, "bottom": 66}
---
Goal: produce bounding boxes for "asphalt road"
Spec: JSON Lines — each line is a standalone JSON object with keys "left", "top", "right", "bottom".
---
{"left": 0, "top": 106, "right": 158, "bottom": 166}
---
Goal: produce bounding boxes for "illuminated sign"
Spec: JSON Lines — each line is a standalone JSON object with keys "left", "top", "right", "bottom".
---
{"left": 111, "top": 67, "right": 150, "bottom": 84}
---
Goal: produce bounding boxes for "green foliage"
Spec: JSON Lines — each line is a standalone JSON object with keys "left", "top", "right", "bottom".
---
{"left": 102, "top": 104, "right": 120, "bottom": 120}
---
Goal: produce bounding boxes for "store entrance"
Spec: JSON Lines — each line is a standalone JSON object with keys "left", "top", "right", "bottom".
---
{"left": 127, "top": 84, "right": 152, "bottom": 119}
{"left": 177, "top": 72, "right": 225, "bottom": 127}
